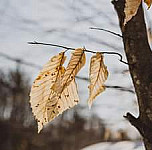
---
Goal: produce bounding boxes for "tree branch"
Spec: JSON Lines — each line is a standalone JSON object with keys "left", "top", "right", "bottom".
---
{"left": 124, "top": 112, "right": 152, "bottom": 143}
{"left": 28, "top": 41, "right": 128, "bottom": 64}
{"left": 90, "top": 27, "right": 122, "bottom": 38}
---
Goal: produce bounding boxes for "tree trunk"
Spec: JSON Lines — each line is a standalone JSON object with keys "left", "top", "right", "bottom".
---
{"left": 112, "top": 0, "right": 152, "bottom": 149}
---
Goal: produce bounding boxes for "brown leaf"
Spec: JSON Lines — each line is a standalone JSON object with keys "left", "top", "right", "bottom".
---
{"left": 124, "top": 0, "right": 141, "bottom": 25}
{"left": 144, "top": 0, "right": 152, "bottom": 8}
{"left": 29, "top": 52, "right": 66, "bottom": 133}
{"left": 52, "top": 48, "right": 86, "bottom": 93}
{"left": 88, "top": 53, "right": 108, "bottom": 108}
{"left": 46, "top": 78, "right": 79, "bottom": 122}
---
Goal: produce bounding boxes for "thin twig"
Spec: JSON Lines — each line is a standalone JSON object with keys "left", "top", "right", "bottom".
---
{"left": 90, "top": 27, "right": 123, "bottom": 38}
{"left": 102, "top": 51, "right": 128, "bottom": 65}
{"left": 28, "top": 41, "right": 128, "bottom": 65}
{"left": 28, "top": 41, "right": 75, "bottom": 50}
{"left": 28, "top": 41, "right": 96, "bottom": 54}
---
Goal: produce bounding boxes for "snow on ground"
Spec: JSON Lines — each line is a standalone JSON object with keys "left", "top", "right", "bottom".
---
{"left": 81, "top": 141, "right": 145, "bottom": 150}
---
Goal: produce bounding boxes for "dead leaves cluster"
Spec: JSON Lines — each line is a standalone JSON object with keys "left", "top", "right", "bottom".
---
{"left": 124, "top": 0, "right": 152, "bottom": 25}
{"left": 29, "top": 48, "right": 108, "bottom": 133}
{"left": 29, "top": 0, "right": 152, "bottom": 134}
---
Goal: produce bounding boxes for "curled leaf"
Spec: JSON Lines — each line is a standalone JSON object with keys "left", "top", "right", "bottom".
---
{"left": 144, "top": 0, "right": 152, "bottom": 8}
{"left": 124, "top": 0, "right": 141, "bottom": 25}
{"left": 29, "top": 52, "right": 66, "bottom": 133}
{"left": 88, "top": 53, "right": 108, "bottom": 108}
{"left": 52, "top": 48, "right": 86, "bottom": 93}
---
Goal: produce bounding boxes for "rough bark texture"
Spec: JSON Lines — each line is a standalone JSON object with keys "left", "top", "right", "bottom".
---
{"left": 112, "top": 0, "right": 152, "bottom": 149}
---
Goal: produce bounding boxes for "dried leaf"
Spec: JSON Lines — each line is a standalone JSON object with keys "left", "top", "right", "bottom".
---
{"left": 144, "top": 0, "right": 152, "bottom": 8}
{"left": 52, "top": 48, "right": 86, "bottom": 93}
{"left": 46, "top": 78, "right": 79, "bottom": 123}
{"left": 29, "top": 52, "right": 66, "bottom": 133}
{"left": 88, "top": 53, "right": 108, "bottom": 108}
{"left": 124, "top": 0, "right": 141, "bottom": 25}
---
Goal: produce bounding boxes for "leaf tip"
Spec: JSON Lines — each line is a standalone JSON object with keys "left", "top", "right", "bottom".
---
{"left": 88, "top": 99, "right": 93, "bottom": 109}
{"left": 37, "top": 120, "right": 45, "bottom": 134}
{"left": 38, "top": 125, "right": 42, "bottom": 134}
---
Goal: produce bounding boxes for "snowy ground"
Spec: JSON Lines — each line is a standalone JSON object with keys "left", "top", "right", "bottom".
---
{"left": 81, "top": 141, "right": 145, "bottom": 150}
{"left": 0, "top": 0, "right": 151, "bottom": 141}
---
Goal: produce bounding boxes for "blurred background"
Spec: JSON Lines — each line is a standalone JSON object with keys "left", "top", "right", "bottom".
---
{"left": 0, "top": 0, "right": 152, "bottom": 149}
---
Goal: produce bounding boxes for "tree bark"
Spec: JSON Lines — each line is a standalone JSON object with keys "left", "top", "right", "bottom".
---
{"left": 112, "top": 0, "right": 152, "bottom": 149}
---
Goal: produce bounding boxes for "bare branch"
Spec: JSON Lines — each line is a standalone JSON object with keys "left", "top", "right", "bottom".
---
{"left": 124, "top": 112, "right": 152, "bottom": 143}
{"left": 28, "top": 41, "right": 128, "bottom": 65}
{"left": 90, "top": 27, "right": 123, "bottom": 38}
